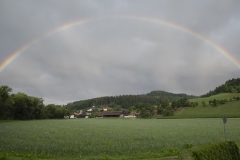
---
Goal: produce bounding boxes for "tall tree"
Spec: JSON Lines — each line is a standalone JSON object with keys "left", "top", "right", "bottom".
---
{"left": 0, "top": 85, "right": 14, "bottom": 120}
{"left": 161, "top": 97, "right": 169, "bottom": 108}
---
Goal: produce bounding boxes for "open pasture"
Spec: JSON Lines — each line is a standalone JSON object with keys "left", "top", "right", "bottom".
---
{"left": 1, "top": 118, "right": 240, "bottom": 159}
{"left": 172, "top": 100, "right": 240, "bottom": 118}
{"left": 169, "top": 93, "right": 240, "bottom": 118}
{"left": 189, "top": 93, "right": 240, "bottom": 104}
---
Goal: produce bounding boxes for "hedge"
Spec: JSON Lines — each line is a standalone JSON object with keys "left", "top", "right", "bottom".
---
{"left": 178, "top": 141, "right": 240, "bottom": 160}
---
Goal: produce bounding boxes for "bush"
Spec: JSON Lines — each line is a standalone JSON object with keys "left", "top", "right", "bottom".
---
{"left": 178, "top": 141, "right": 240, "bottom": 160}
{"left": 162, "top": 107, "right": 174, "bottom": 116}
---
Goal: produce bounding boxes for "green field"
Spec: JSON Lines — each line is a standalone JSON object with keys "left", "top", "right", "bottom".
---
{"left": 167, "top": 93, "right": 240, "bottom": 118}
{"left": 189, "top": 93, "right": 240, "bottom": 103}
{"left": 1, "top": 118, "right": 240, "bottom": 159}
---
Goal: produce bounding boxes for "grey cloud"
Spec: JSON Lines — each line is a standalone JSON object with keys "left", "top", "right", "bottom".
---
{"left": 0, "top": 0, "right": 239, "bottom": 105}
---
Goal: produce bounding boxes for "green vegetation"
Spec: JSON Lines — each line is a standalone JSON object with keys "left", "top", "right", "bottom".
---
{"left": 190, "top": 93, "right": 240, "bottom": 104}
{"left": 1, "top": 118, "right": 240, "bottom": 159}
{"left": 1, "top": 78, "right": 240, "bottom": 159}
{"left": 2, "top": 78, "right": 240, "bottom": 120}
{"left": 201, "top": 78, "right": 240, "bottom": 97}
{"left": 178, "top": 141, "right": 240, "bottom": 160}
{"left": 67, "top": 90, "right": 197, "bottom": 112}
{"left": 158, "top": 93, "right": 240, "bottom": 119}
{"left": 0, "top": 85, "right": 69, "bottom": 120}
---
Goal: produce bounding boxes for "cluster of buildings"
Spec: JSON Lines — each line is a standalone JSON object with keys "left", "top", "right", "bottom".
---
{"left": 67, "top": 106, "right": 136, "bottom": 119}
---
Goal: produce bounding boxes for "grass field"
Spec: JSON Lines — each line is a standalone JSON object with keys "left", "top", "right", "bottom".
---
{"left": 1, "top": 118, "right": 240, "bottom": 159}
{"left": 165, "top": 93, "right": 240, "bottom": 118}
{"left": 189, "top": 93, "right": 240, "bottom": 104}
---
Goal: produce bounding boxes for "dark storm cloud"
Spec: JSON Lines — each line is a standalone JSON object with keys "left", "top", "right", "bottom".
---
{"left": 0, "top": 0, "right": 239, "bottom": 104}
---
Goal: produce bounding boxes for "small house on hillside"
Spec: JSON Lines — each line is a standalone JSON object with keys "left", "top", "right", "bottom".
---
{"left": 73, "top": 112, "right": 79, "bottom": 118}
{"left": 68, "top": 112, "right": 79, "bottom": 119}
{"left": 87, "top": 108, "right": 93, "bottom": 112}
{"left": 87, "top": 106, "right": 97, "bottom": 115}
{"left": 101, "top": 106, "right": 112, "bottom": 111}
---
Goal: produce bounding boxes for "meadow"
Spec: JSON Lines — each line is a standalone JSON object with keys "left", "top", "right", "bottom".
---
{"left": 1, "top": 118, "right": 240, "bottom": 159}
{"left": 189, "top": 93, "right": 240, "bottom": 104}
{"left": 166, "top": 93, "right": 240, "bottom": 119}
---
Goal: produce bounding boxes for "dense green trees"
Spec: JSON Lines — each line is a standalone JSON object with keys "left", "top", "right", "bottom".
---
{"left": 67, "top": 91, "right": 197, "bottom": 112}
{"left": 0, "top": 85, "right": 69, "bottom": 120}
{"left": 66, "top": 92, "right": 197, "bottom": 117}
{"left": 133, "top": 96, "right": 197, "bottom": 117}
{"left": 161, "top": 97, "right": 169, "bottom": 108}
{"left": 135, "top": 103, "right": 155, "bottom": 118}
{"left": 89, "top": 108, "right": 100, "bottom": 118}
{"left": 0, "top": 85, "right": 14, "bottom": 120}
{"left": 208, "top": 97, "right": 239, "bottom": 107}
{"left": 201, "top": 78, "right": 240, "bottom": 97}
{"left": 201, "top": 101, "right": 206, "bottom": 107}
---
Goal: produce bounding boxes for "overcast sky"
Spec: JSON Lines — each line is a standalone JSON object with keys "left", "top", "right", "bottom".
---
{"left": 0, "top": 0, "right": 240, "bottom": 105}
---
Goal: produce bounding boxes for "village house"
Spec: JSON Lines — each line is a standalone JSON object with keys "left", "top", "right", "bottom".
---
{"left": 66, "top": 112, "right": 80, "bottom": 119}
{"left": 101, "top": 106, "right": 112, "bottom": 111}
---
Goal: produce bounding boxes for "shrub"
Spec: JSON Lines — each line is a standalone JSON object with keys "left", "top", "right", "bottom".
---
{"left": 162, "top": 107, "right": 174, "bottom": 116}
{"left": 178, "top": 141, "right": 240, "bottom": 160}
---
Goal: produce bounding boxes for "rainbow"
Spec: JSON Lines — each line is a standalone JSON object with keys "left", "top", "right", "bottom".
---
{"left": 1, "top": 15, "right": 240, "bottom": 73}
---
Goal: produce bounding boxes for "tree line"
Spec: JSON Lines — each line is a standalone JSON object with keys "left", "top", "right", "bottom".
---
{"left": 208, "top": 96, "right": 240, "bottom": 107}
{"left": 201, "top": 78, "right": 240, "bottom": 97}
{"left": 0, "top": 85, "right": 69, "bottom": 120}
{"left": 66, "top": 90, "right": 197, "bottom": 112}
{"left": 131, "top": 97, "right": 198, "bottom": 118}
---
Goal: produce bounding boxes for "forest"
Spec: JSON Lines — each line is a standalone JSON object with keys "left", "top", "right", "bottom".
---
{"left": 66, "top": 90, "right": 196, "bottom": 111}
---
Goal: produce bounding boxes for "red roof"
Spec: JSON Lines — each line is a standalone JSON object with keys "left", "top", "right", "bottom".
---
{"left": 102, "top": 106, "right": 111, "bottom": 109}
{"left": 73, "top": 112, "right": 79, "bottom": 116}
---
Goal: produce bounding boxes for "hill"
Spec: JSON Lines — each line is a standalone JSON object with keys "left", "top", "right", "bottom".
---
{"left": 201, "top": 78, "right": 240, "bottom": 97}
{"left": 171, "top": 93, "right": 240, "bottom": 118}
{"left": 146, "top": 90, "right": 196, "bottom": 99}
{"left": 66, "top": 90, "right": 197, "bottom": 111}
{"left": 67, "top": 78, "right": 240, "bottom": 116}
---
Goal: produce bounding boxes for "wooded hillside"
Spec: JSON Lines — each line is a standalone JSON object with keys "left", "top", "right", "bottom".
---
{"left": 201, "top": 78, "right": 240, "bottom": 97}
{"left": 66, "top": 90, "right": 197, "bottom": 111}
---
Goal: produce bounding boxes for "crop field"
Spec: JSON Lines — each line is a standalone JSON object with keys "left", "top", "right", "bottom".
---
{"left": 1, "top": 118, "right": 240, "bottom": 159}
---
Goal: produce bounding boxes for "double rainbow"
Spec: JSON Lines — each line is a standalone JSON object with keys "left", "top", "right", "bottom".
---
{"left": 1, "top": 15, "right": 239, "bottom": 73}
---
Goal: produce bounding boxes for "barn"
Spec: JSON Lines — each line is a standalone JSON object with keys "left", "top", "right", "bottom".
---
{"left": 98, "top": 111, "right": 125, "bottom": 118}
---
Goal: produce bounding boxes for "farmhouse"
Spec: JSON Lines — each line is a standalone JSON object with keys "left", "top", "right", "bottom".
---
{"left": 86, "top": 106, "right": 97, "bottom": 115}
{"left": 98, "top": 111, "right": 125, "bottom": 118}
{"left": 73, "top": 112, "right": 79, "bottom": 118}
{"left": 101, "top": 106, "right": 112, "bottom": 111}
